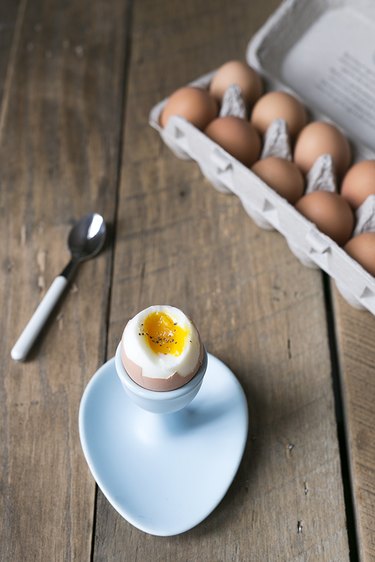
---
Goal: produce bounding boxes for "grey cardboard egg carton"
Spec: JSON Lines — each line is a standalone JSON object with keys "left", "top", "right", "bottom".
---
{"left": 149, "top": 0, "right": 375, "bottom": 315}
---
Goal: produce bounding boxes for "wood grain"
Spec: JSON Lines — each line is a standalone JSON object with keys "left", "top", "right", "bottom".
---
{"left": 94, "top": 0, "right": 350, "bottom": 560}
{"left": 0, "top": 0, "right": 22, "bottom": 110}
{"left": 0, "top": 0, "right": 128, "bottom": 560}
{"left": 332, "top": 287, "right": 375, "bottom": 562}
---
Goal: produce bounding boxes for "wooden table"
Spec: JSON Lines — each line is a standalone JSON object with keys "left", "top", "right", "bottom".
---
{"left": 2, "top": 0, "right": 375, "bottom": 560}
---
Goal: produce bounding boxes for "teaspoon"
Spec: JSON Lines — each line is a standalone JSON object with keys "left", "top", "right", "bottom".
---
{"left": 11, "top": 213, "right": 107, "bottom": 362}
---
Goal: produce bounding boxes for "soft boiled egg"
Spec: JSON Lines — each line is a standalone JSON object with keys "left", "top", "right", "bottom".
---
{"left": 120, "top": 305, "right": 204, "bottom": 391}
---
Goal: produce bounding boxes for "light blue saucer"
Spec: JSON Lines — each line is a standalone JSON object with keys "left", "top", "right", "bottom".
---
{"left": 79, "top": 353, "right": 248, "bottom": 536}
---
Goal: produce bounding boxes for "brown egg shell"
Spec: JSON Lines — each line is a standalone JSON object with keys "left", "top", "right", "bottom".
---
{"left": 204, "top": 116, "right": 261, "bottom": 168}
{"left": 209, "top": 60, "right": 263, "bottom": 107}
{"left": 251, "top": 91, "right": 307, "bottom": 138}
{"left": 344, "top": 232, "right": 375, "bottom": 277}
{"left": 341, "top": 160, "right": 375, "bottom": 209}
{"left": 160, "top": 86, "right": 218, "bottom": 130}
{"left": 295, "top": 191, "right": 354, "bottom": 246}
{"left": 251, "top": 157, "right": 305, "bottom": 204}
{"left": 121, "top": 341, "right": 205, "bottom": 392}
{"left": 294, "top": 121, "right": 351, "bottom": 178}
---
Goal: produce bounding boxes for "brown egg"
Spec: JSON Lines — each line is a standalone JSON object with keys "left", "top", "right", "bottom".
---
{"left": 341, "top": 160, "right": 375, "bottom": 209}
{"left": 209, "top": 60, "right": 263, "bottom": 107}
{"left": 204, "top": 116, "right": 261, "bottom": 167}
{"left": 251, "top": 91, "right": 307, "bottom": 138}
{"left": 295, "top": 191, "right": 354, "bottom": 246}
{"left": 251, "top": 157, "right": 305, "bottom": 204}
{"left": 294, "top": 121, "right": 351, "bottom": 177}
{"left": 160, "top": 86, "right": 218, "bottom": 130}
{"left": 344, "top": 232, "right": 375, "bottom": 277}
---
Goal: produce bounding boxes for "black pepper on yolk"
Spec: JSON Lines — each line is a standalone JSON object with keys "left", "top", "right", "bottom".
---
{"left": 141, "top": 312, "right": 189, "bottom": 356}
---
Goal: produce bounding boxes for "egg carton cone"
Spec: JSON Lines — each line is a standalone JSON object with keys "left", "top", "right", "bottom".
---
{"left": 149, "top": 0, "right": 375, "bottom": 314}
{"left": 305, "top": 154, "right": 336, "bottom": 194}
{"left": 354, "top": 195, "right": 375, "bottom": 237}
{"left": 261, "top": 119, "right": 292, "bottom": 161}
{"left": 219, "top": 85, "right": 247, "bottom": 119}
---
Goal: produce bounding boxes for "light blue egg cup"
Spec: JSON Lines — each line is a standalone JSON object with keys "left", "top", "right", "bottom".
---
{"left": 115, "top": 344, "right": 208, "bottom": 414}
{"left": 79, "top": 343, "right": 248, "bottom": 536}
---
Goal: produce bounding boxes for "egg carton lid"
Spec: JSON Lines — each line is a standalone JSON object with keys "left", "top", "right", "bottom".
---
{"left": 246, "top": 0, "right": 375, "bottom": 161}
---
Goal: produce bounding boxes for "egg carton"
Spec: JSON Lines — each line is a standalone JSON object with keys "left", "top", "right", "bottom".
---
{"left": 149, "top": 0, "right": 375, "bottom": 315}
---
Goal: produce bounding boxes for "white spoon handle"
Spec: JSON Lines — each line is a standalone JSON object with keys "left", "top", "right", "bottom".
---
{"left": 11, "top": 275, "right": 68, "bottom": 361}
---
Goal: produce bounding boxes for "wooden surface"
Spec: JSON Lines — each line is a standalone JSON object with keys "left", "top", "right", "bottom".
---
{"left": 1, "top": 0, "right": 374, "bottom": 560}
{"left": 333, "top": 287, "right": 375, "bottom": 562}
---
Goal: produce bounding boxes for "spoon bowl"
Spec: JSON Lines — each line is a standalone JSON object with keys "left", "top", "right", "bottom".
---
{"left": 68, "top": 213, "right": 107, "bottom": 261}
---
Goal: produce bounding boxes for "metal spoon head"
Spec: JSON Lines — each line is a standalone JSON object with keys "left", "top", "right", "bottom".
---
{"left": 68, "top": 213, "right": 106, "bottom": 261}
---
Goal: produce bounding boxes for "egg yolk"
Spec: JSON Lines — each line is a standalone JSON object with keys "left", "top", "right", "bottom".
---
{"left": 141, "top": 312, "right": 189, "bottom": 356}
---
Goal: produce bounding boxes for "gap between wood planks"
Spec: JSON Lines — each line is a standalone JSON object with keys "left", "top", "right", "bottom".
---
{"left": 89, "top": 0, "right": 135, "bottom": 560}
{"left": 323, "top": 273, "right": 359, "bottom": 562}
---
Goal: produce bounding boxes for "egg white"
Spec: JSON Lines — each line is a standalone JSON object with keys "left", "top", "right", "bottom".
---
{"left": 121, "top": 305, "right": 201, "bottom": 379}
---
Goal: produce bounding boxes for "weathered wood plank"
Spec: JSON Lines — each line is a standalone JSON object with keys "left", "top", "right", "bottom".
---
{"left": 332, "top": 287, "right": 375, "bottom": 562}
{"left": 0, "top": 0, "right": 129, "bottom": 560}
{"left": 0, "top": 0, "right": 22, "bottom": 109}
{"left": 95, "top": 0, "right": 350, "bottom": 559}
